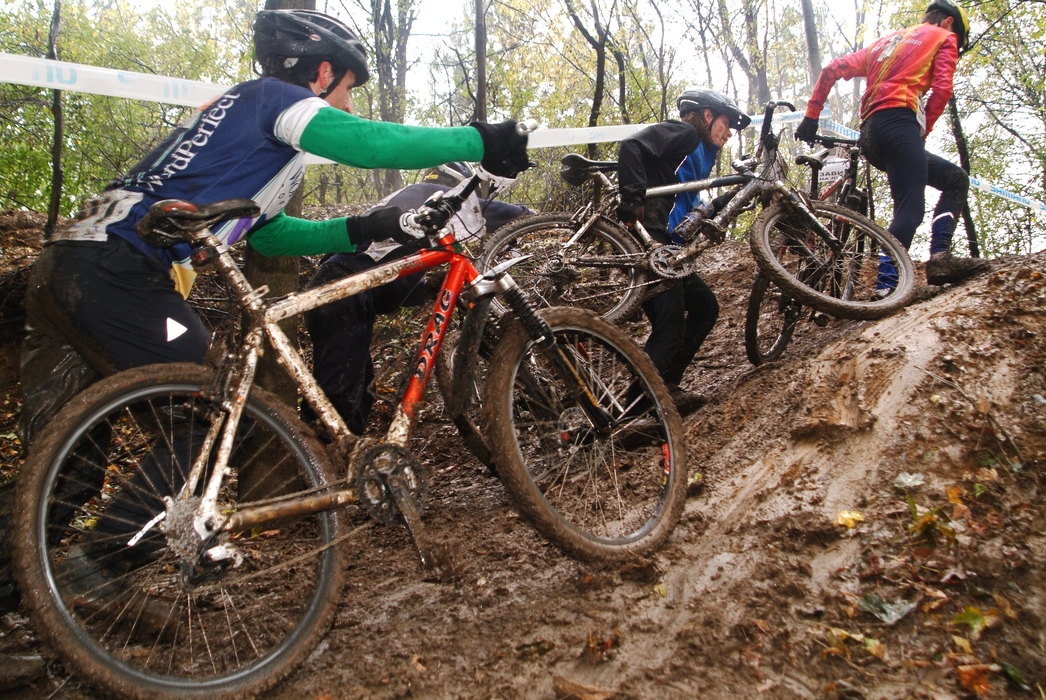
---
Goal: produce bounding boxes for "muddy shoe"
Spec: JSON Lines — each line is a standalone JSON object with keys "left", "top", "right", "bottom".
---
{"left": 925, "top": 252, "right": 990, "bottom": 286}
{"left": 0, "top": 652, "right": 46, "bottom": 691}
{"left": 668, "top": 387, "right": 707, "bottom": 416}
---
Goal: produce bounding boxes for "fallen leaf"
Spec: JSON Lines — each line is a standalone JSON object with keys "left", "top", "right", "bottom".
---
{"left": 821, "top": 628, "right": 851, "bottom": 660}
{"left": 410, "top": 655, "right": 426, "bottom": 672}
{"left": 946, "top": 485, "right": 964, "bottom": 505}
{"left": 516, "top": 640, "right": 555, "bottom": 659}
{"left": 756, "top": 679, "right": 778, "bottom": 693}
{"left": 753, "top": 619, "right": 770, "bottom": 634}
{"left": 992, "top": 593, "right": 1018, "bottom": 620}
{"left": 653, "top": 583, "right": 667, "bottom": 597}
{"left": 552, "top": 675, "right": 616, "bottom": 700}
{"left": 953, "top": 607, "right": 990, "bottom": 640}
{"left": 894, "top": 472, "right": 926, "bottom": 489}
{"left": 956, "top": 664, "right": 996, "bottom": 696}
{"left": 835, "top": 510, "right": 864, "bottom": 528}
{"left": 1000, "top": 662, "right": 1030, "bottom": 690}
{"left": 952, "top": 635, "right": 973, "bottom": 654}
{"left": 859, "top": 594, "right": 917, "bottom": 626}
{"left": 864, "top": 637, "right": 887, "bottom": 660}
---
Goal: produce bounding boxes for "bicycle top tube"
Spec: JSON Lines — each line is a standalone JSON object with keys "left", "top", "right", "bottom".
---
{"left": 644, "top": 173, "right": 749, "bottom": 200}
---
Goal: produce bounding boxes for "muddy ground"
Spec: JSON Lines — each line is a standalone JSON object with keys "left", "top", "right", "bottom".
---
{"left": 0, "top": 211, "right": 1044, "bottom": 699}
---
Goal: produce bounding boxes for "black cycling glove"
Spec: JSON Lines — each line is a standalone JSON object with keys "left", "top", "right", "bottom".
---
{"left": 616, "top": 196, "right": 644, "bottom": 224}
{"left": 470, "top": 119, "right": 531, "bottom": 178}
{"left": 793, "top": 116, "right": 819, "bottom": 143}
{"left": 345, "top": 206, "right": 419, "bottom": 247}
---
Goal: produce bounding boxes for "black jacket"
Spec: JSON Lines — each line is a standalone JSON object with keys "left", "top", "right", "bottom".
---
{"left": 617, "top": 120, "right": 700, "bottom": 240}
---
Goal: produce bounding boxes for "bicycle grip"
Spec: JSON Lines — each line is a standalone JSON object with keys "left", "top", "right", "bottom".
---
{"left": 516, "top": 119, "right": 540, "bottom": 135}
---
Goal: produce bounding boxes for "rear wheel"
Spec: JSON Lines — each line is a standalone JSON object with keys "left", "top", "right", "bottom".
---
{"left": 479, "top": 213, "right": 649, "bottom": 323}
{"left": 483, "top": 307, "right": 687, "bottom": 562}
{"left": 745, "top": 271, "right": 801, "bottom": 366}
{"left": 14, "top": 363, "right": 346, "bottom": 700}
{"left": 750, "top": 200, "right": 914, "bottom": 320}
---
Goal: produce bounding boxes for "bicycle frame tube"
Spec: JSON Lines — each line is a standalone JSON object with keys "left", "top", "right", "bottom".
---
{"left": 644, "top": 173, "right": 749, "bottom": 200}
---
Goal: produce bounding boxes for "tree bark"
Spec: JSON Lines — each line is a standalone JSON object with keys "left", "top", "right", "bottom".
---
{"left": 947, "top": 95, "right": 980, "bottom": 257}
{"left": 45, "top": 0, "right": 64, "bottom": 237}
{"left": 799, "top": 0, "right": 822, "bottom": 89}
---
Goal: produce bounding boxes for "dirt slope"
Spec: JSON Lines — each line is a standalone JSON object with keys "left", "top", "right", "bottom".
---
{"left": 0, "top": 230, "right": 1043, "bottom": 699}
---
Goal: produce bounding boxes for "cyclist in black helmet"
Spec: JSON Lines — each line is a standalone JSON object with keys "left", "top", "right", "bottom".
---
{"left": 794, "top": 0, "right": 986, "bottom": 290}
{"left": 10, "top": 8, "right": 530, "bottom": 610}
{"left": 615, "top": 88, "right": 748, "bottom": 415}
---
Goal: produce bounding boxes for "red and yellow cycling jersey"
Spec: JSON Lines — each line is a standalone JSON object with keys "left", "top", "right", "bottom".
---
{"left": 805, "top": 23, "right": 958, "bottom": 137}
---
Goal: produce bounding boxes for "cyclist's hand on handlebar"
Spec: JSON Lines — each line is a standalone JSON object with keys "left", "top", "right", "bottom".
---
{"left": 616, "top": 196, "right": 644, "bottom": 225}
{"left": 346, "top": 205, "right": 424, "bottom": 246}
{"left": 471, "top": 119, "right": 531, "bottom": 178}
{"left": 793, "top": 116, "right": 819, "bottom": 144}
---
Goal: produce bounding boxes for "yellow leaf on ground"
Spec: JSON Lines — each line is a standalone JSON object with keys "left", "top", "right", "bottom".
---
{"left": 952, "top": 635, "right": 973, "bottom": 654}
{"left": 835, "top": 511, "right": 864, "bottom": 528}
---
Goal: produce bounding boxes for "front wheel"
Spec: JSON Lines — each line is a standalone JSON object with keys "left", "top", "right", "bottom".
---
{"left": 745, "top": 271, "right": 801, "bottom": 366}
{"left": 478, "top": 213, "right": 649, "bottom": 323}
{"left": 750, "top": 200, "right": 914, "bottom": 320}
{"left": 483, "top": 307, "right": 688, "bottom": 563}
{"left": 13, "top": 363, "right": 347, "bottom": 700}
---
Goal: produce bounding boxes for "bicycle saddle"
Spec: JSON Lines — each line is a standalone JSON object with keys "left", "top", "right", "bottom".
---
{"left": 795, "top": 148, "right": 830, "bottom": 171}
{"left": 137, "top": 198, "right": 261, "bottom": 248}
{"left": 560, "top": 153, "right": 619, "bottom": 187}
{"left": 560, "top": 153, "right": 619, "bottom": 171}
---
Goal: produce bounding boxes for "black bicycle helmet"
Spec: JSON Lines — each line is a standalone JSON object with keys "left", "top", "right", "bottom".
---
{"left": 677, "top": 89, "right": 752, "bottom": 130}
{"left": 254, "top": 9, "right": 370, "bottom": 86}
{"left": 926, "top": 0, "right": 970, "bottom": 52}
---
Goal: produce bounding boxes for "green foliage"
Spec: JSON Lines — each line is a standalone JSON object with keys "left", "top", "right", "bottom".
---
{"left": 0, "top": 0, "right": 253, "bottom": 214}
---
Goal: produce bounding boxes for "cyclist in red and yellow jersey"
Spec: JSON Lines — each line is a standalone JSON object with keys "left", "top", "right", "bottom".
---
{"left": 795, "top": 0, "right": 988, "bottom": 290}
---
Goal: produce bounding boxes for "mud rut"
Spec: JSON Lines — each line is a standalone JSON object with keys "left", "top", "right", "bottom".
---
{"left": 1, "top": 229, "right": 1044, "bottom": 699}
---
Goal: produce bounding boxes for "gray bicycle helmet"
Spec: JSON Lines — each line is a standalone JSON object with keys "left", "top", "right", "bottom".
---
{"left": 254, "top": 9, "right": 370, "bottom": 86}
{"left": 677, "top": 89, "right": 751, "bottom": 130}
{"left": 423, "top": 161, "right": 475, "bottom": 187}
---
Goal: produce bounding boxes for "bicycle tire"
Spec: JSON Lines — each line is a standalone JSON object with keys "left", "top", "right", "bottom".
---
{"left": 483, "top": 307, "right": 687, "bottom": 562}
{"left": 14, "top": 363, "right": 347, "bottom": 700}
{"left": 744, "top": 271, "right": 801, "bottom": 366}
{"left": 478, "top": 213, "right": 649, "bottom": 323}
{"left": 750, "top": 200, "right": 914, "bottom": 320}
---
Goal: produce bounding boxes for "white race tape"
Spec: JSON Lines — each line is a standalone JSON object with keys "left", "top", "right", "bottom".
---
{"left": 1, "top": 53, "right": 1040, "bottom": 213}
{"left": 0, "top": 52, "right": 226, "bottom": 107}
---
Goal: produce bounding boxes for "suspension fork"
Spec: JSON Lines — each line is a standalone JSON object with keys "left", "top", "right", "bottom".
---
{"left": 499, "top": 282, "right": 614, "bottom": 433}
{"left": 774, "top": 183, "right": 845, "bottom": 256}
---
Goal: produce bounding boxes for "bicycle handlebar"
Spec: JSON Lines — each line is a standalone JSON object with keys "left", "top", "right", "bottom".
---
{"left": 808, "top": 132, "right": 860, "bottom": 149}
{"left": 759, "top": 100, "right": 796, "bottom": 151}
{"left": 402, "top": 173, "right": 484, "bottom": 239}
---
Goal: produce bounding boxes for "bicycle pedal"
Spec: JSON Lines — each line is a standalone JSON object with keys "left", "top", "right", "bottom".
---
{"left": 813, "top": 313, "right": 830, "bottom": 327}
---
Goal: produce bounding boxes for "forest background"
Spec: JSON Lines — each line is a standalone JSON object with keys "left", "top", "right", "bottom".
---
{"left": 1, "top": 0, "right": 1044, "bottom": 260}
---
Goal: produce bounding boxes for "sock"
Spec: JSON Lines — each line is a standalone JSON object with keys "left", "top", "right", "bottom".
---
{"left": 929, "top": 212, "right": 956, "bottom": 256}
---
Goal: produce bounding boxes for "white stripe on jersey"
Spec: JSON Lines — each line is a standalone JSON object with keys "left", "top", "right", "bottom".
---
{"left": 274, "top": 97, "right": 328, "bottom": 151}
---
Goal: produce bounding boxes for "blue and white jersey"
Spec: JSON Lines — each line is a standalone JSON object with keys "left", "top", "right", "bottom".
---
{"left": 66, "top": 78, "right": 325, "bottom": 293}
{"left": 666, "top": 140, "right": 720, "bottom": 241}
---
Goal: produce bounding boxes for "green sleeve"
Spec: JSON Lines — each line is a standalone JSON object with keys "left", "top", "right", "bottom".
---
{"left": 299, "top": 107, "right": 485, "bottom": 169}
{"left": 246, "top": 211, "right": 356, "bottom": 256}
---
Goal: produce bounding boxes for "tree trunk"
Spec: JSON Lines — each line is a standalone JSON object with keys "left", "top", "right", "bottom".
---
{"left": 947, "top": 96, "right": 980, "bottom": 257}
{"left": 45, "top": 1, "right": 63, "bottom": 237}
{"left": 799, "top": 0, "right": 822, "bottom": 89}
{"left": 475, "top": 0, "right": 487, "bottom": 123}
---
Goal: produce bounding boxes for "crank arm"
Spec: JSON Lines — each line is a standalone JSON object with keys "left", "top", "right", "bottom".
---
{"left": 387, "top": 473, "right": 459, "bottom": 576}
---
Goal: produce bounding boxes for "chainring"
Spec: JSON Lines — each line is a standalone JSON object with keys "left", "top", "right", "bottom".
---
{"left": 649, "top": 245, "right": 694, "bottom": 279}
{"left": 354, "top": 444, "right": 429, "bottom": 526}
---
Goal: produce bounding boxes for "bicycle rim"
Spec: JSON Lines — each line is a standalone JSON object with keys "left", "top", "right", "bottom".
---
{"left": 750, "top": 200, "right": 914, "bottom": 320}
{"left": 14, "top": 364, "right": 345, "bottom": 700}
{"left": 484, "top": 307, "right": 687, "bottom": 562}
{"left": 479, "top": 213, "right": 648, "bottom": 323}
{"left": 744, "top": 271, "right": 800, "bottom": 366}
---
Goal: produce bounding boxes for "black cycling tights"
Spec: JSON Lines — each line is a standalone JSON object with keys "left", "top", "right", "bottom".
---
{"left": 860, "top": 107, "right": 969, "bottom": 255}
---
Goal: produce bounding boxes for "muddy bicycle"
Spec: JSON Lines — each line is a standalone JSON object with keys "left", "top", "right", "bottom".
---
{"left": 745, "top": 131, "right": 877, "bottom": 365}
{"left": 478, "top": 101, "right": 915, "bottom": 327}
{"left": 13, "top": 172, "right": 687, "bottom": 699}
